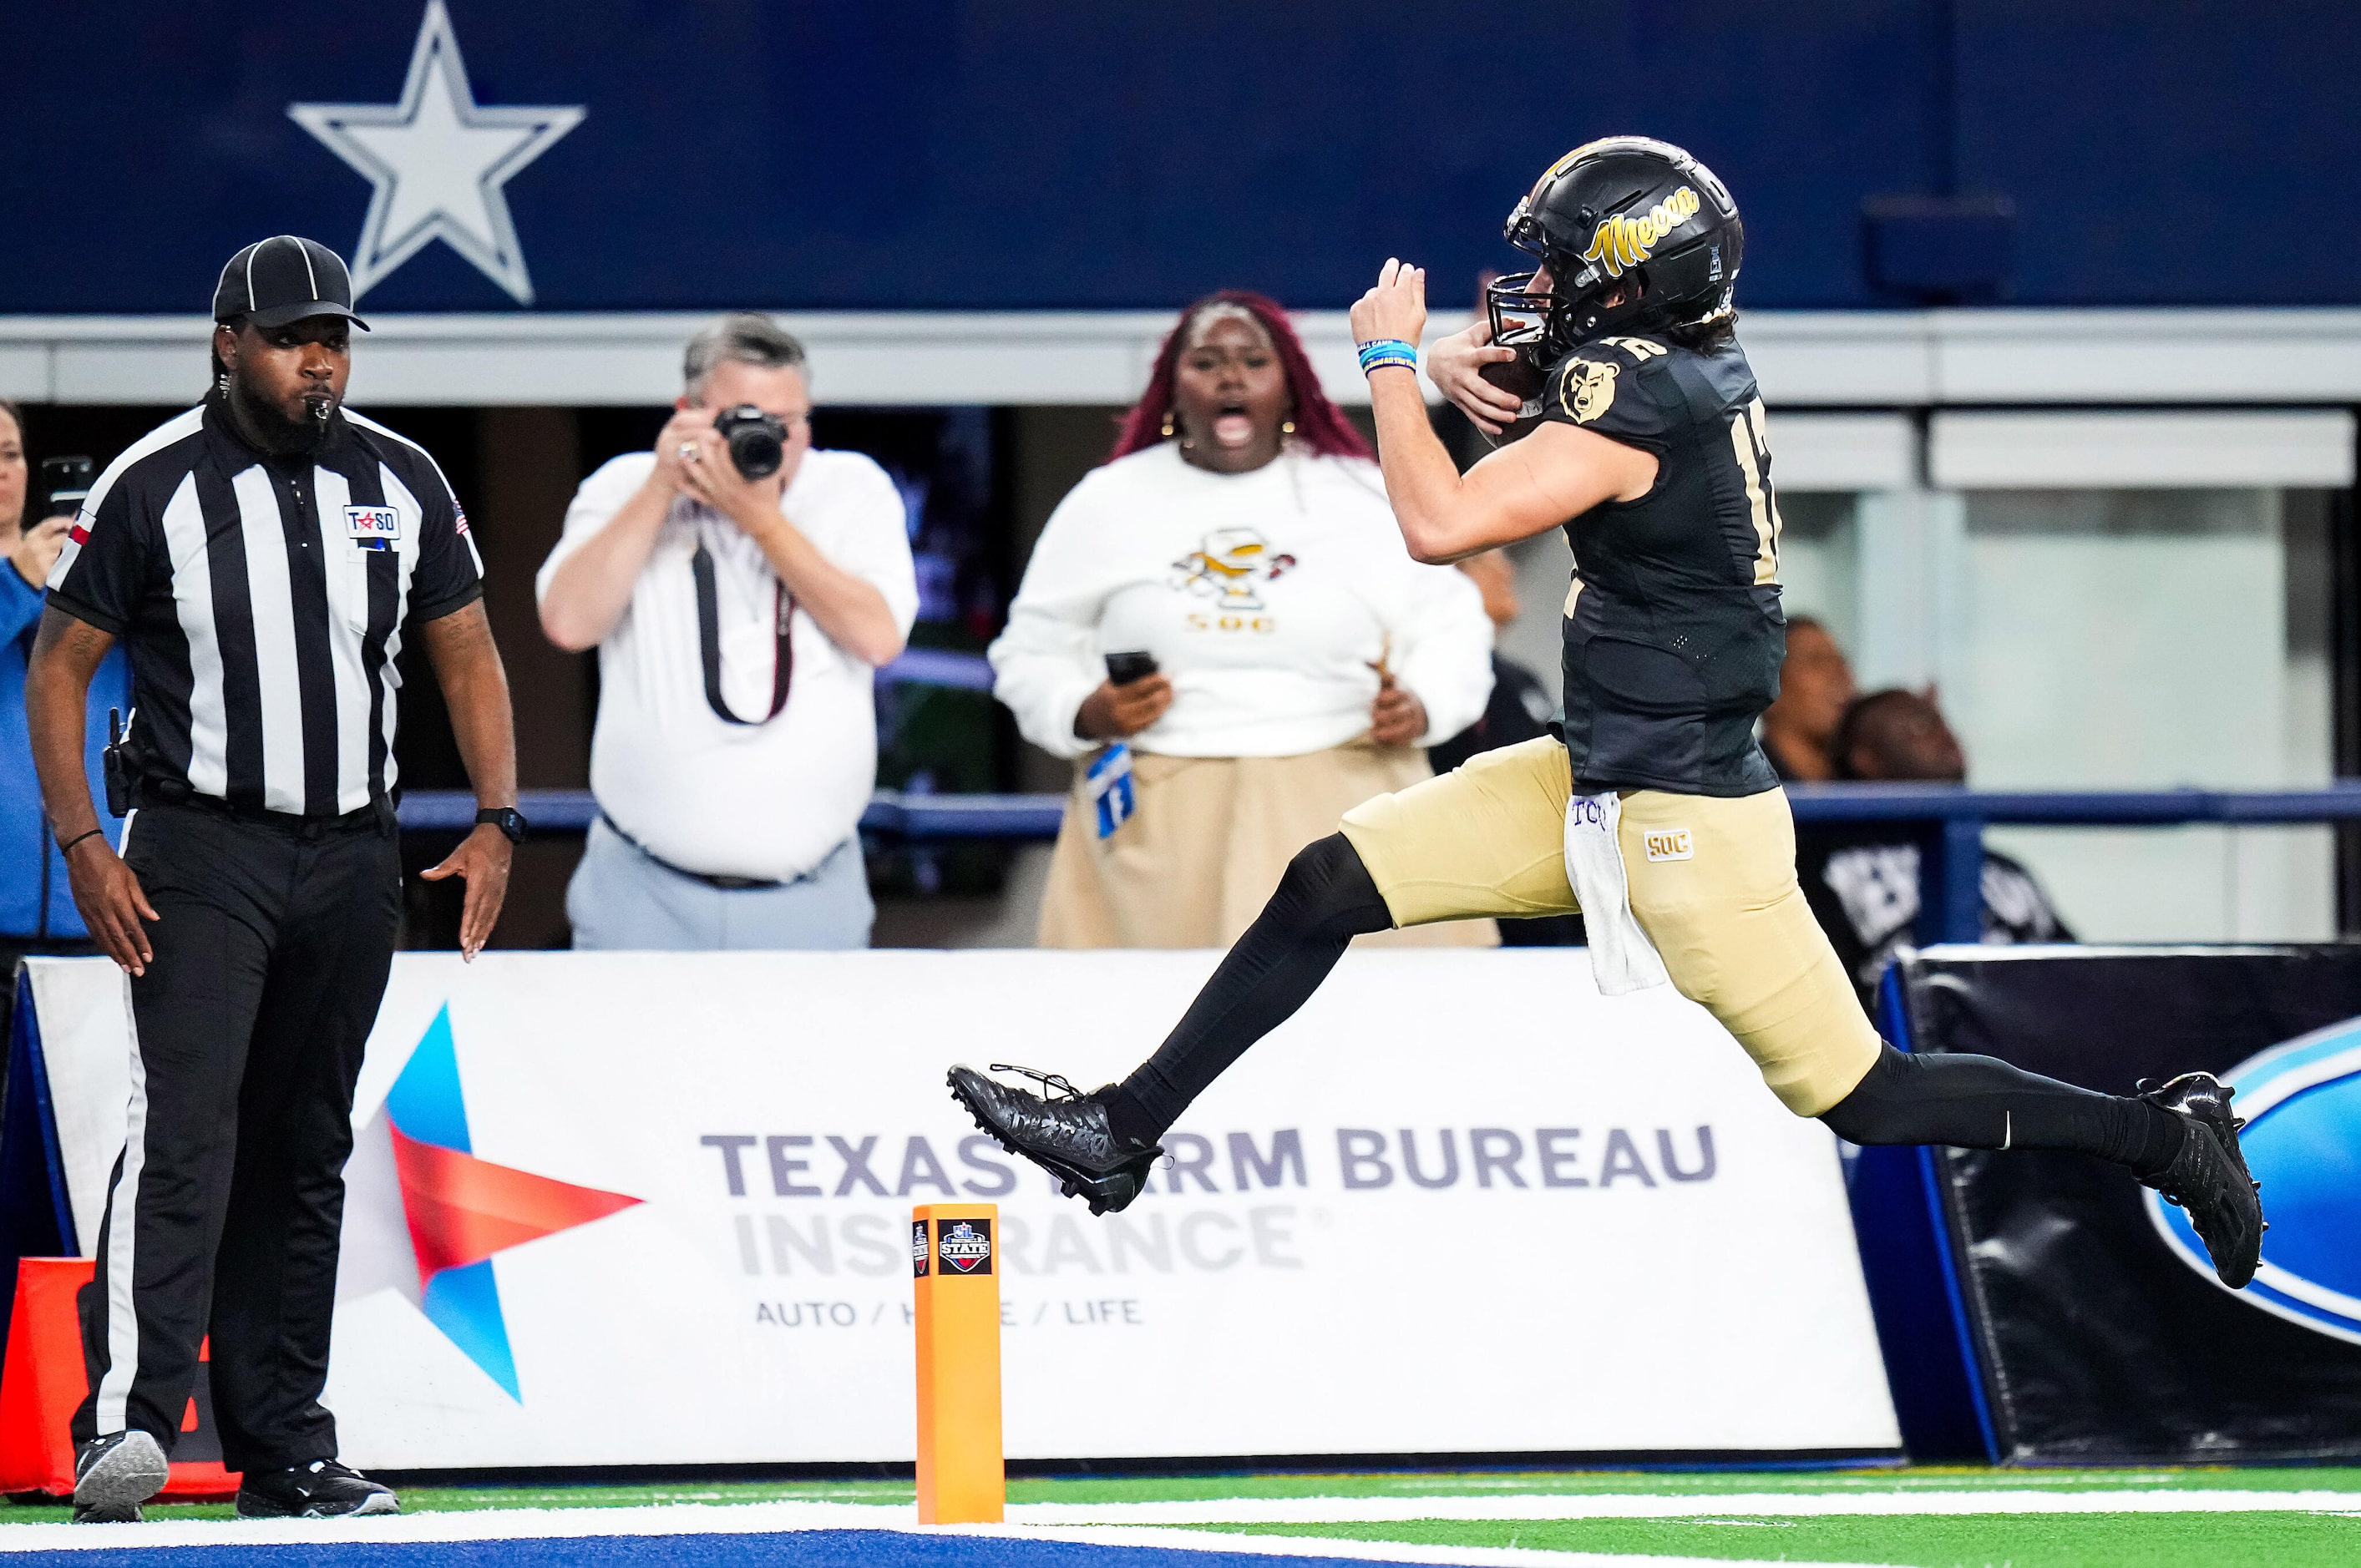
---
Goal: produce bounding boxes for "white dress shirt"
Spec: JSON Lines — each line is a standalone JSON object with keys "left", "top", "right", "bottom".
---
{"left": 537, "top": 448, "right": 917, "bottom": 880}
{"left": 990, "top": 443, "right": 1493, "bottom": 760}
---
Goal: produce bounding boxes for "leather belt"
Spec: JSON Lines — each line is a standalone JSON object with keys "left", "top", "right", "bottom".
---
{"left": 598, "top": 812, "right": 791, "bottom": 890}
{"left": 143, "top": 781, "right": 393, "bottom": 839}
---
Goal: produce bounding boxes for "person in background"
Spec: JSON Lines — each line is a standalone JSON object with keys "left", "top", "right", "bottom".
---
{"left": 1761, "top": 614, "right": 1855, "bottom": 782}
{"left": 33, "top": 235, "right": 516, "bottom": 1522}
{"left": 0, "top": 400, "right": 133, "bottom": 1048}
{"left": 1798, "top": 686, "right": 2075, "bottom": 1007}
{"left": 1428, "top": 548, "right": 1581, "bottom": 947}
{"left": 991, "top": 290, "right": 1495, "bottom": 948}
{"left": 538, "top": 314, "right": 916, "bottom": 950}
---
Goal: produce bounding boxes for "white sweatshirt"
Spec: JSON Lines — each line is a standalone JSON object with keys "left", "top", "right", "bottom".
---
{"left": 991, "top": 443, "right": 1494, "bottom": 760}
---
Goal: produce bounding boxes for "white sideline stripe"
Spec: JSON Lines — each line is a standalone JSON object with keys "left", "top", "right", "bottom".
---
{"left": 0, "top": 1501, "right": 1874, "bottom": 1566}
{"left": 1003, "top": 1491, "right": 2361, "bottom": 1524}
{"left": 0, "top": 1492, "right": 2354, "bottom": 1555}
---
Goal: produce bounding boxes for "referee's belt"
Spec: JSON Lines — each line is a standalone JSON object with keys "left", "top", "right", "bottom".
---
{"left": 597, "top": 812, "right": 811, "bottom": 890}
{"left": 143, "top": 780, "right": 394, "bottom": 839}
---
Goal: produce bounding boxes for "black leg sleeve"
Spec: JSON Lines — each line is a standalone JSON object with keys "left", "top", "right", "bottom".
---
{"left": 1106, "top": 834, "right": 1392, "bottom": 1144}
{"left": 1821, "top": 1042, "right": 2183, "bottom": 1176}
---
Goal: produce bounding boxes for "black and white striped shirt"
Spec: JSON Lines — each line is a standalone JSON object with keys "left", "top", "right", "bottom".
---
{"left": 47, "top": 395, "right": 483, "bottom": 817}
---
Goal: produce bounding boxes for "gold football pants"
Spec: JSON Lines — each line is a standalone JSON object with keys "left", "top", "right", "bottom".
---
{"left": 1338, "top": 737, "right": 1882, "bottom": 1115}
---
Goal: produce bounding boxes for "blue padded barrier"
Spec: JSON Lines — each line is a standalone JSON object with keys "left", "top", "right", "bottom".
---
{"left": 401, "top": 782, "right": 2361, "bottom": 941}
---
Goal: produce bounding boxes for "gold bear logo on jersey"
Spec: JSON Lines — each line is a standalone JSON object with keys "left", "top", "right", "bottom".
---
{"left": 1580, "top": 185, "right": 1701, "bottom": 277}
{"left": 1561, "top": 359, "right": 1619, "bottom": 424}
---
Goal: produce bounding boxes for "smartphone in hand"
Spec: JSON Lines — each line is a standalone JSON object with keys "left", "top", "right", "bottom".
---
{"left": 1104, "top": 650, "right": 1158, "bottom": 686}
{"left": 40, "top": 456, "right": 94, "bottom": 522}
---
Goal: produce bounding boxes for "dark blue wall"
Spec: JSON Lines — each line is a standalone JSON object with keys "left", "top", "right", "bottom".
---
{"left": 3, "top": 1, "right": 2355, "bottom": 314}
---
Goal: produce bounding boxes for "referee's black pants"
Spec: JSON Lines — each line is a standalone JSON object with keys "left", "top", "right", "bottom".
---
{"left": 70, "top": 803, "right": 399, "bottom": 1473}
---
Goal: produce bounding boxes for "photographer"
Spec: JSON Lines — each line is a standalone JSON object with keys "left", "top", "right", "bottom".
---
{"left": 0, "top": 401, "right": 130, "bottom": 1044}
{"left": 538, "top": 314, "right": 916, "bottom": 949}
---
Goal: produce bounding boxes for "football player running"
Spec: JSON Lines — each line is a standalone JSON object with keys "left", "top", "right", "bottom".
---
{"left": 950, "top": 138, "right": 2265, "bottom": 1290}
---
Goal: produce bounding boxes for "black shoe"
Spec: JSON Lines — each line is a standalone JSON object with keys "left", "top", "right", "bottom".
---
{"left": 2138, "top": 1071, "right": 2267, "bottom": 1289}
{"left": 948, "top": 1064, "right": 1163, "bottom": 1215}
{"left": 236, "top": 1459, "right": 398, "bottom": 1520}
{"left": 72, "top": 1429, "right": 166, "bottom": 1520}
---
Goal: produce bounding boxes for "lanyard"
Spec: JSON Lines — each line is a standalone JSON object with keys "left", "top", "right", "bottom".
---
{"left": 691, "top": 540, "right": 794, "bottom": 726}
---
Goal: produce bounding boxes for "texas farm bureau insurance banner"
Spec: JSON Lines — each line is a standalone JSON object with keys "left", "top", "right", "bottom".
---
{"left": 26, "top": 950, "right": 1899, "bottom": 1466}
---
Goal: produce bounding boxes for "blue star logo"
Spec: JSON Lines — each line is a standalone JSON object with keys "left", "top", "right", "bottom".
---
{"left": 289, "top": 2, "right": 584, "bottom": 304}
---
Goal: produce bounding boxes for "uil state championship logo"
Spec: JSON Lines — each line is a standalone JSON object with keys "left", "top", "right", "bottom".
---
{"left": 340, "top": 1005, "right": 641, "bottom": 1399}
{"left": 938, "top": 1219, "right": 993, "bottom": 1275}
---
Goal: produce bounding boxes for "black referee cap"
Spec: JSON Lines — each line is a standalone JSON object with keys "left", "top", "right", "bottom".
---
{"left": 212, "top": 235, "right": 371, "bottom": 331}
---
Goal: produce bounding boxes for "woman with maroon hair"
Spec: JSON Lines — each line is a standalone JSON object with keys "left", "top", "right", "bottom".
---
{"left": 990, "top": 291, "right": 1496, "bottom": 948}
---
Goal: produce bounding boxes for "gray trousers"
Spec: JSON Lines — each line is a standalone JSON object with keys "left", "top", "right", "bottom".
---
{"left": 566, "top": 817, "right": 874, "bottom": 950}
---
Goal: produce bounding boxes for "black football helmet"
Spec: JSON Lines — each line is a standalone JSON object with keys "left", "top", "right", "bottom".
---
{"left": 1487, "top": 137, "right": 1743, "bottom": 361}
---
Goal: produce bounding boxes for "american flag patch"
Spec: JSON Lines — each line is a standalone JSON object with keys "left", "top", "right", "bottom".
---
{"left": 453, "top": 506, "right": 470, "bottom": 536}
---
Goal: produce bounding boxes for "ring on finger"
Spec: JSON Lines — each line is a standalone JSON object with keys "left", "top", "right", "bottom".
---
{"left": 678, "top": 442, "right": 699, "bottom": 462}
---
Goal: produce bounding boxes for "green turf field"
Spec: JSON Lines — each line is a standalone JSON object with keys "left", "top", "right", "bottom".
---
{"left": 4, "top": 1467, "right": 2354, "bottom": 1565}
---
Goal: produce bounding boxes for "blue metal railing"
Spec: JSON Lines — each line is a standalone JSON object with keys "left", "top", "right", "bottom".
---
{"left": 877, "top": 648, "right": 996, "bottom": 692}
{"left": 401, "top": 781, "right": 2361, "bottom": 943}
{"left": 1785, "top": 783, "right": 2361, "bottom": 943}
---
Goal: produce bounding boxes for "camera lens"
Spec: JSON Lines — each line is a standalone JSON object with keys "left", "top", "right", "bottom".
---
{"left": 727, "top": 425, "right": 783, "bottom": 480}
{"left": 714, "top": 405, "right": 786, "bottom": 480}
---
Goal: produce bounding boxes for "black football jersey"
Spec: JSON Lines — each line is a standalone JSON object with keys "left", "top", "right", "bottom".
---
{"left": 1539, "top": 331, "right": 1786, "bottom": 797}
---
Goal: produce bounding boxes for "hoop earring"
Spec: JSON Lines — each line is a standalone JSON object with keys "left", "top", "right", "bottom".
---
{"left": 1160, "top": 411, "right": 1176, "bottom": 440}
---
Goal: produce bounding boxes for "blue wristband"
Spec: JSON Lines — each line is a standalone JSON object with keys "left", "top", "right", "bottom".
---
{"left": 1357, "top": 339, "right": 1419, "bottom": 376}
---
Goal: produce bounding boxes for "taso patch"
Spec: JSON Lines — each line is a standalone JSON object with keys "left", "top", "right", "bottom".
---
{"left": 1643, "top": 827, "right": 1695, "bottom": 862}
{"left": 936, "top": 1218, "right": 992, "bottom": 1275}
{"left": 344, "top": 504, "right": 402, "bottom": 552}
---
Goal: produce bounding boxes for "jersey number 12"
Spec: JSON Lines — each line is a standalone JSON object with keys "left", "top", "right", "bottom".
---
{"left": 1727, "top": 396, "right": 1782, "bottom": 586}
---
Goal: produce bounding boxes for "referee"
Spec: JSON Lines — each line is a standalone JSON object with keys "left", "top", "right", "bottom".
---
{"left": 24, "top": 236, "right": 522, "bottom": 1523}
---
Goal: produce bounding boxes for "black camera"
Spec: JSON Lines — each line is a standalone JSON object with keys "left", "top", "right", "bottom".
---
{"left": 712, "top": 404, "right": 787, "bottom": 480}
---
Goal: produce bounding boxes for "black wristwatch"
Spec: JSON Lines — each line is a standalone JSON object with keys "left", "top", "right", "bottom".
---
{"left": 476, "top": 806, "right": 529, "bottom": 844}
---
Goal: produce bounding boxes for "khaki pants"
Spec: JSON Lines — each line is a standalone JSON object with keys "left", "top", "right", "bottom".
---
{"left": 1340, "top": 737, "right": 1881, "bottom": 1115}
{"left": 1041, "top": 743, "right": 1500, "bottom": 950}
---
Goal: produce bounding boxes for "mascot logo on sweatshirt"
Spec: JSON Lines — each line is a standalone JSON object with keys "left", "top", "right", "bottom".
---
{"left": 1171, "top": 528, "right": 1297, "bottom": 612}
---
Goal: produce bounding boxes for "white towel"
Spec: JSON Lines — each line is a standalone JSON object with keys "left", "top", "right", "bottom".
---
{"left": 1563, "top": 791, "right": 1670, "bottom": 996}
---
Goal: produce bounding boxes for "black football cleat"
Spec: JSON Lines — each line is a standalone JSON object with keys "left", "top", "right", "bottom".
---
{"left": 236, "top": 1459, "right": 399, "bottom": 1520}
{"left": 72, "top": 1429, "right": 166, "bottom": 1522}
{"left": 2137, "top": 1071, "right": 2267, "bottom": 1289}
{"left": 949, "top": 1064, "right": 1163, "bottom": 1215}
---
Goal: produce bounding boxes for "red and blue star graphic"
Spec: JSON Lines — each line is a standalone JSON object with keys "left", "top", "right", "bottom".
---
{"left": 380, "top": 1005, "right": 639, "bottom": 1399}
